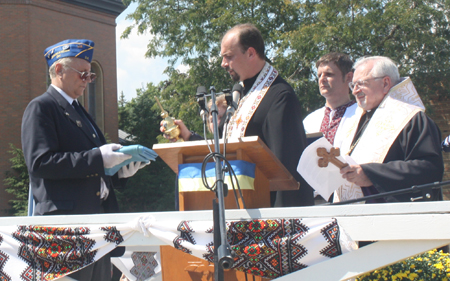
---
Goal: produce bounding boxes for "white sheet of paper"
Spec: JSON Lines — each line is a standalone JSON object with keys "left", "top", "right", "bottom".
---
{"left": 297, "top": 137, "right": 355, "bottom": 200}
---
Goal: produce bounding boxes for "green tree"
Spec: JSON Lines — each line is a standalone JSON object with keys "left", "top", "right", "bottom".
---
{"left": 118, "top": 91, "right": 130, "bottom": 130}
{"left": 4, "top": 144, "right": 29, "bottom": 216}
{"left": 117, "top": 0, "right": 450, "bottom": 211}
{"left": 121, "top": 0, "right": 450, "bottom": 114}
{"left": 116, "top": 83, "right": 177, "bottom": 212}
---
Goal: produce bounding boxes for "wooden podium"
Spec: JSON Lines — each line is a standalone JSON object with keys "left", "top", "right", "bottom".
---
{"left": 152, "top": 136, "right": 299, "bottom": 281}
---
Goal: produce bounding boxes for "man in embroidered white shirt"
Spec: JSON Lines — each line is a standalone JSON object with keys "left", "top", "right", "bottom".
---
{"left": 303, "top": 52, "right": 357, "bottom": 148}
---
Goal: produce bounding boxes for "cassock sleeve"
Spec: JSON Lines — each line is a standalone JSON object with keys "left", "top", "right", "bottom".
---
{"left": 261, "top": 87, "right": 307, "bottom": 181}
{"left": 360, "top": 111, "right": 444, "bottom": 201}
{"left": 260, "top": 84, "right": 314, "bottom": 206}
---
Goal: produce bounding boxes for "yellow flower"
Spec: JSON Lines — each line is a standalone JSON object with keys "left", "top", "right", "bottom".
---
{"left": 408, "top": 273, "right": 419, "bottom": 280}
{"left": 434, "top": 263, "right": 444, "bottom": 270}
{"left": 410, "top": 264, "right": 415, "bottom": 269}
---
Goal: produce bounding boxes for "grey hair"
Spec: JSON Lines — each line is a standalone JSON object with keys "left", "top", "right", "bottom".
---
{"left": 48, "top": 57, "right": 76, "bottom": 79}
{"left": 353, "top": 56, "right": 400, "bottom": 85}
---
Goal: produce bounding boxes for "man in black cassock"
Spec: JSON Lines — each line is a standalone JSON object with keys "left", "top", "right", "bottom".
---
{"left": 162, "top": 23, "right": 314, "bottom": 207}
{"left": 339, "top": 56, "right": 443, "bottom": 203}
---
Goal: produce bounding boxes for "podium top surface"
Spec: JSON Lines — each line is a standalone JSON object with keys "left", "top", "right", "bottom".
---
{"left": 152, "top": 136, "right": 298, "bottom": 190}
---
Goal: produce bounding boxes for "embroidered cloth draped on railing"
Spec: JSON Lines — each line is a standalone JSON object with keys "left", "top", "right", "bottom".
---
{"left": 140, "top": 217, "right": 356, "bottom": 279}
{"left": 0, "top": 224, "right": 135, "bottom": 281}
{"left": 0, "top": 216, "right": 355, "bottom": 280}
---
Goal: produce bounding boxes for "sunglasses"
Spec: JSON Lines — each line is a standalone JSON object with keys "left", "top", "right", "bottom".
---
{"left": 66, "top": 66, "right": 97, "bottom": 82}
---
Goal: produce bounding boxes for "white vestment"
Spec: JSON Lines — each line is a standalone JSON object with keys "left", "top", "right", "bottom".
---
{"left": 335, "top": 77, "right": 425, "bottom": 202}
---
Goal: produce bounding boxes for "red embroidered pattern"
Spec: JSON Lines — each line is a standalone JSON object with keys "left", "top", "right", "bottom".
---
{"left": 12, "top": 226, "right": 96, "bottom": 281}
{"left": 320, "top": 100, "right": 356, "bottom": 144}
{"left": 0, "top": 234, "right": 11, "bottom": 281}
{"left": 173, "top": 219, "right": 343, "bottom": 278}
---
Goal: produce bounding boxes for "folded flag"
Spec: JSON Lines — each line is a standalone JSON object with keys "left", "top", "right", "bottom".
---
{"left": 178, "top": 160, "right": 255, "bottom": 192}
{"left": 105, "top": 145, "right": 158, "bottom": 176}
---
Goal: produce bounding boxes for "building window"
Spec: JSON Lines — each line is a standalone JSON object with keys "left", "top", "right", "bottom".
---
{"left": 86, "top": 61, "right": 104, "bottom": 132}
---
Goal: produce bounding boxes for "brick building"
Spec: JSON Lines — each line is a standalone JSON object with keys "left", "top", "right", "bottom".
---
{"left": 0, "top": 0, "right": 125, "bottom": 215}
{"left": 429, "top": 101, "right": 450, "bottom": 200}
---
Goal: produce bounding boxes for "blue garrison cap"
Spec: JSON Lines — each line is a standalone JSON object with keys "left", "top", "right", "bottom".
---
{"left": 44, "top": 39, "right": 95, "bottom": 67}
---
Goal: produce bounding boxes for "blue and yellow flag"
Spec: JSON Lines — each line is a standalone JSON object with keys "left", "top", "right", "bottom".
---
{"left": 178, "top": 160, "right": 255, "bottom": 192}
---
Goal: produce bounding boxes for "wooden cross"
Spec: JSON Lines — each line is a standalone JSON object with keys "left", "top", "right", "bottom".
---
{"left": 317, "top": 147, "right": 349, "bottom": 169}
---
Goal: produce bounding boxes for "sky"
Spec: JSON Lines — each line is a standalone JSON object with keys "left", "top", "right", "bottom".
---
{"left": 115, "top": 3, "right": 169, "bottom": 102}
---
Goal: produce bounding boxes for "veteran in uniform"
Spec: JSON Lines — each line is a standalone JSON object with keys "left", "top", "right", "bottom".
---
{"left": 21, "top": 39, "right": 146, "bottom": 280}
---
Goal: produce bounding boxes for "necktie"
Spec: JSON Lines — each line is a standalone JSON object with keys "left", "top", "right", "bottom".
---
{"left": 72, "top": 101, "right": 109, "bottom": 198}
{"left": 72, "top": 100, "right": 98, "bottom": 140}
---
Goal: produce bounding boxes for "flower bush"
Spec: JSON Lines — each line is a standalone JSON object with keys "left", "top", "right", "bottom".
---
{"left": 356, "top": 249, "right": 450, "bottom": 281}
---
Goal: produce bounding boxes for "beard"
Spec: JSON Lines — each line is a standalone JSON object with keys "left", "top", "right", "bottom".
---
{"left": 226, "top": 67, "right": 240, "bottom": 82}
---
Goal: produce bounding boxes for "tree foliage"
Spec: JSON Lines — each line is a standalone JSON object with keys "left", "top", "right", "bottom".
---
{"left": 116, "top": 83, "right": 177, "bottom": 212}
{"left": 4, "top": 144, "right": 30, "bottom": 216}
{"left": 122, "top": 0, "right": 450, "bottom": 115}
{"left": 117, "top": 0, "right": 450, "bottom": 212}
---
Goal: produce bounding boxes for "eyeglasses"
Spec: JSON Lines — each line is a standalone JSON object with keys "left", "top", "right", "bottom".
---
{"left": 66, "top": 66, "right": 97, "bottom": 82}
{"left": 349, "top": 76, "right": 385, "bottom": 91}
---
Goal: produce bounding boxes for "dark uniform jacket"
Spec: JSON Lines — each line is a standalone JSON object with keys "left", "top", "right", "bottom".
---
{"left": 22, "top": 85, "right": 121, "bottom": 215}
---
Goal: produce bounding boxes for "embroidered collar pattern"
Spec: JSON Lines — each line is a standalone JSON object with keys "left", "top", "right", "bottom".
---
{"left": 320, "top": 100, "right": 356, "bottom": 145}
{"left": 227, "top": 63, "right": 278, "bottom": 139}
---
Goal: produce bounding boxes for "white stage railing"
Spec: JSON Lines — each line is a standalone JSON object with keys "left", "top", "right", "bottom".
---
{"left": 0, "top": 201, "right": 449, "bottom": 280}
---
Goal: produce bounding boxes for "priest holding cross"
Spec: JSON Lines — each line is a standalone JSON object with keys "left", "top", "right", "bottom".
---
{"left": 330, "top": 56, "right": 443, "bottom": 203}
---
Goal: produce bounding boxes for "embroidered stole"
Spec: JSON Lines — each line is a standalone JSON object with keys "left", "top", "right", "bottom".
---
{"left": 227, "top": 62, "right": 278, "bottom": 139}
{"left": 334, "top": 77, "right": 425, "bottom": 202}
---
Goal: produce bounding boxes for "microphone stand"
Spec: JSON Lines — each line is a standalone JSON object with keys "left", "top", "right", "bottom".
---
{"left": 196, "top": 89, "right": 209, "bottom": 126}
{"left": 327, "top": 180, "right": 450, "bottom": 205}
{"left": 208, "top": 86, "right": 233, "bottom": 280}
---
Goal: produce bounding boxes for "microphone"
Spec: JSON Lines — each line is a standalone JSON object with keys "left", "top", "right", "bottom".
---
{"left": 196, "top": 86, "right": 208, "bottom": 120}
{"left": 225, "top": 84, "right": 243, "bottom": 122}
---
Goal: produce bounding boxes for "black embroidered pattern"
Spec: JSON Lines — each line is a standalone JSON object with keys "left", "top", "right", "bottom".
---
{"left": 173, "top": 221, "right": 197, "bottom": 255}
{"left": 12, "top": 226, "right": 97, "bottom": 280}
{"left": 0, "top": 234, "right": 11, "bottom": 281}
{"left": 101, "top": 226, "right": 124, "bottom": 245}
{"left": 173, "top": 218, "right": 345, "bottom": 279}
{"left": 320, "top": 219, "right": 342, "bottom": 258}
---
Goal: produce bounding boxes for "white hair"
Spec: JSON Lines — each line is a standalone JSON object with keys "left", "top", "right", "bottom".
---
{"left": 353, "top": 56, "right": 400, "bottom": 84}
{"left": 48, "top": 57, "right": 76, "bottom": 79}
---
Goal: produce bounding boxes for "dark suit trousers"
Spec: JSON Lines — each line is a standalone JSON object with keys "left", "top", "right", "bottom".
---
{"left": 66, "top": 254, "right": 111, "bottom": 281}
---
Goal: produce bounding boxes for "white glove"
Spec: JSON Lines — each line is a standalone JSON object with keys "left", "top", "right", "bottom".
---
{"left": 99, "top": 143, "right": 132, "bottom": 169}
{"left": 118, "top": 161, "right": 150, "bottom": 178}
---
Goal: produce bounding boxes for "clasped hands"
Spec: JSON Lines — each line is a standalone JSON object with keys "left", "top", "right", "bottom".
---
{"left": 340, "top": 165, "right": 373, "bottom": 187}
{"left": 99, "top": 143, "right": 150, "bottom": 178}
